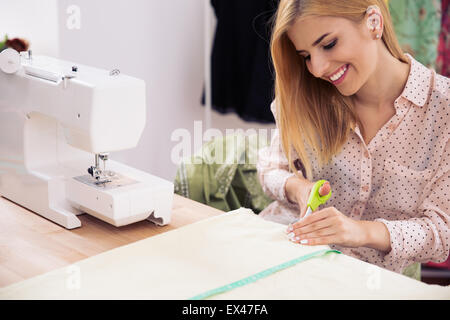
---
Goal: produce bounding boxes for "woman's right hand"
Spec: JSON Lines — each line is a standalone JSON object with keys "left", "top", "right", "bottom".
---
{"left": 285, "top": 176, "right": 331, "bottom": 218}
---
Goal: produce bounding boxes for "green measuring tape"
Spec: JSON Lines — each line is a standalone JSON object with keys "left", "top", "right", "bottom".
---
{"left": 189, "top": 248, "right": 341, "bottom": 300}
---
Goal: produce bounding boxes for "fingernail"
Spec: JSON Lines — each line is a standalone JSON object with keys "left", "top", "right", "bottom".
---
{"left": 286, "top": 224, "right": 293, "bottom": 233}
{"left": 294, "top": 236, "right": 300, "bottom": 241}
{"left": 300, "top": 239, "right": 308, "bottom": 244}
{"left": 287, "top": 232, "right": 295, "bottom": 239}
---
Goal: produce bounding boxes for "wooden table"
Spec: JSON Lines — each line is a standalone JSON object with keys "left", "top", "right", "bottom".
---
{"left": 0, "top": 194, "right": 224, "bottom": 288}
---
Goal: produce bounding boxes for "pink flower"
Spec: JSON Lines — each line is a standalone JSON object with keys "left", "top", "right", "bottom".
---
{"left": 6, "top": 38, "right": 29, "bottom": 52}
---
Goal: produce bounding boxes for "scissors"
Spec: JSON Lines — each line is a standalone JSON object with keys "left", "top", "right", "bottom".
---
{"left": 303, "top": 179, "right": 332, "bottom": 218}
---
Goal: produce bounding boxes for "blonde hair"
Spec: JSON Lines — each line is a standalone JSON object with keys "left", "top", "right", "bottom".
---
{"left": 270, "top": 0, "right": 406, "bottom": 180}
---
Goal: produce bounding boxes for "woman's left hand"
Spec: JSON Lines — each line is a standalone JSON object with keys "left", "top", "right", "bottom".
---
{"left": 286, "top": 206, "right": 367, "bottom": 248}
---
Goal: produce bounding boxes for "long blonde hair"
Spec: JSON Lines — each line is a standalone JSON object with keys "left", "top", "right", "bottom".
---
{"left": 270, "top": 0, "right": 406, "bottom": 180}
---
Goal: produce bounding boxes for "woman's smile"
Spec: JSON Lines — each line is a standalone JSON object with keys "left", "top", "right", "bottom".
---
{"left": 328, "top": 64, "right": 350, "bottom": 85}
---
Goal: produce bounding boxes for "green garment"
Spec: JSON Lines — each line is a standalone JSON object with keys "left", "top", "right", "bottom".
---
{"left": 403, "top": 262, "right": 421, "bottom": 281}
{"left": 174, "top": 133, "right": 273, "bottom": 213}
{"left": 0, "top": 35, "right": 7, "bottom": 52}
{"left": 389, "top": 0, "right": 442, "bottom": 68}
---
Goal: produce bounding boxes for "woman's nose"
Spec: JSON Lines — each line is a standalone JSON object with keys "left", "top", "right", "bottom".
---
{"left": 309, "top": 55, "right": 330, "bottom": 79}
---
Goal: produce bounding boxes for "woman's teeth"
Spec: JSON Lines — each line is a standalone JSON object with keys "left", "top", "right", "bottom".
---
{"left": 329, "top": 65, "right": 348, "bottom": 82}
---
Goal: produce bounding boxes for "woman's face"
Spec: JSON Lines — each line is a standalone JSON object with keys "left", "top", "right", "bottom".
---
{"left": 287, "top": 15, "right": 378, "bottom": 96}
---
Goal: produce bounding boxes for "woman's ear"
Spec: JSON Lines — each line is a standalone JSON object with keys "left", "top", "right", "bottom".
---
{"left": 366, "top": 5, "right": 384, "bottom": 39}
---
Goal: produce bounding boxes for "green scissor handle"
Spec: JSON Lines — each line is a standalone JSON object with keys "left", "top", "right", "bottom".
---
{"left": 306, "top": 179, "right": 332, "bottom": 212}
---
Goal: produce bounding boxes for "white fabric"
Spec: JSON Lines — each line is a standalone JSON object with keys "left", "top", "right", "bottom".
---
{"left": 0, "top": 208, "right": 449, "bottom": 299}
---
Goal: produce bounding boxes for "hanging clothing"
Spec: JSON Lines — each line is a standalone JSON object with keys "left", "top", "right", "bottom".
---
{"left": 0, "top": 35, "right": 6, "bottom": 52}
{"left": 437, "top": 0, "right": 450, "bottom": 76}
{"left": 389, "top": 0, "right": 442, "bottom": 69}
{"left": 203, "top": 0, "right": 279, "bottom": 123}
{"left": 174, "top": 133, "right": 274, "bottom": 213}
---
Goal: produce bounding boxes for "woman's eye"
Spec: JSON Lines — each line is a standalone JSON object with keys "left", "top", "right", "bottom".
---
{"left": 324, "top": 39, "right": 337, "bottom": 50}
{"left": 302, "top": 39, "right": 337, "bottom": 61}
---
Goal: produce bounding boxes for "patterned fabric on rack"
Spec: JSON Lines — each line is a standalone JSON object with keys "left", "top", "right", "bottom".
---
{"left": 389, "top": 0, "right": 442, "bottom": 69}
{"left": 437, "top": 0, "right": 450, "bottom": 76}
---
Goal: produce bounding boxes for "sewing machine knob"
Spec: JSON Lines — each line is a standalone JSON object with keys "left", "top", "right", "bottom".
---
{"left": 72, "top": 66, "right": 78, "bottom": 72}
{"left": 0, "top": 48, "right": 21, "bottom": 74}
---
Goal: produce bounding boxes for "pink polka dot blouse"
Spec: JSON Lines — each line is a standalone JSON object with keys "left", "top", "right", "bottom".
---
{"left": 257, "top": 54, "right": 450, "bottom": 274}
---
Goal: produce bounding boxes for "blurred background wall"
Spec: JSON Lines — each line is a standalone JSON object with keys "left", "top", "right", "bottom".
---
{"left": 0, "top": 0, "right": 275, "bottom": 181}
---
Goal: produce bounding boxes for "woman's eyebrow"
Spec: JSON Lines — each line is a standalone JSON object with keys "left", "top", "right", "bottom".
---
{"left": 296, "top": 32, "right": 331, "bottom": 54}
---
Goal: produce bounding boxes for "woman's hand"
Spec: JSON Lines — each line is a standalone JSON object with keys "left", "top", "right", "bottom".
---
{"left": 286, "top": 206, "right": 368, "bottom": 248}
{"left": 285, "top": 177, "right": 331, "bottom": 218}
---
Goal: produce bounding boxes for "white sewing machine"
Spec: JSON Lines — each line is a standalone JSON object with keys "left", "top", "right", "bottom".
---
{"left": 0, "top": 48, "right": 173, "bottom": 229}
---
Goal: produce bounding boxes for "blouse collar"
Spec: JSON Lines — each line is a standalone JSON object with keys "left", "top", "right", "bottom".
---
{"left": 398, "top": 53, "right": 434, "bottom": 107}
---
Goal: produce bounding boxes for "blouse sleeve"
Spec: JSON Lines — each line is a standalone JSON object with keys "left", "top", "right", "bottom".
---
{"left": 375, "top": 138, "right": 450, "bottom": 267}
{"left": 256, "top": 100, "right": 300, "bottom": 208}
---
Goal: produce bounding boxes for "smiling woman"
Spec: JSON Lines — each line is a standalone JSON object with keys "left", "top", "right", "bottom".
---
{"left": 257, "top": 0, "right": 450, "bottom": 279}
{"left": 270, "top": 0, "right": 406, "bottom": 179}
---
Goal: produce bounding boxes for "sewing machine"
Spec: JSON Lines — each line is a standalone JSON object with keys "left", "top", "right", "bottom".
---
{"left": 0, "top": 48, "right": 173, "bottom": 229}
